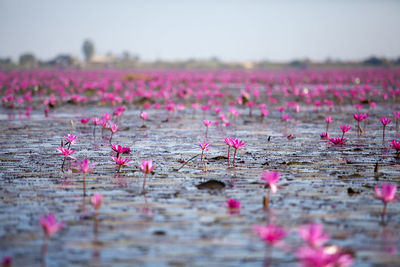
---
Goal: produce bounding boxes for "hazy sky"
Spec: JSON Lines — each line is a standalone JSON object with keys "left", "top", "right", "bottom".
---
{"left": 0, "top": 0, "right": 399, "bottom": 62}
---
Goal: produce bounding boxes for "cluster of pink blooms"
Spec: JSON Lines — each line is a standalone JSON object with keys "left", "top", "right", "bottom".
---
{"left": 224, "top": 137, "right": 246, "bottom": 167}
{"left": 321, "top": 112, "right": 399, "bottom": 153}
{"left": 252, "top": 223, "right": 354, "bottom": 267}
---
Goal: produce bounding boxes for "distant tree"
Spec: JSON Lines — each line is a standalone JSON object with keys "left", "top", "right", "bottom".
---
{"left": 362, "top": 56, "right": 387, "bottom": 66}
{"left": 19, "top": 53, "right": 37, "bottom": 68}
{"left": 82, "top": 39, "right": 95, "bottom": 62}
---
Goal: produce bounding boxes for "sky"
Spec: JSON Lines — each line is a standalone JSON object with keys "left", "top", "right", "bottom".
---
{"left": 0, "top": 0, "right": 399, "bottom": 62}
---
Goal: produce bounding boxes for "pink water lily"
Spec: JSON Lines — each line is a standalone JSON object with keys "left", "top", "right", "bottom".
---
{"left": 224, "top": 137, "right": 234, "bottom": 167}
{"left": 199, "top": 141, "right": 210, "bottom": 151}
{"left": 91, "top": 193, "right": 104, "bottom": 210}
{"left": 139, "top": 160, "right": 156, "bottom": 174}
{"left": 253, "top": 224, "right": 288, "bottom": 245}
{"left": 57, "top": 146, "right": 76, "bottom": 158}
{"left": 57, "top": 146, "right": 76, "bottom": 172}
{"left": 353, "top": 113, "right": 367, "bottom": 136}
{"left": 79, "top": 117, "right": 90, "bottom": 124}
{"left": 39, "top": 213, "right": 65, "bottom": 237}
{"left": 298, "top": 223, "right": 330, "bottom": 248}
{"left": 76, "top": 158, "right": 96, "bottom": 174}
{"left": 339, "top": 124, "right": 351, "bottom": 141}
{"left": 374, "top": 183, "right": 397, "bottom": 224}
{"left": 389, "top": 139, "right": 400, "bottom": 157}
{"left": 203, "top": 120, "right": 212, "bottom": 138}
{"left": 140, "top": 160, "right": 156, "bottom": 193}
{"left": 320, "top": 132, "right": 330, "bottom": 139}
{"left": 75, "top": 158, "right": 96, "bottom": 196}
{"left": 63, "top": 134, "right": 78, "bottom": 146}
{"left": 112, "top": 156, "right": 131, "bottom": 173}
{"left": 261, "top": 170, "right": 281, "bottom": 209}
{"left": 296, "top": 245, "right": 354, "bottom": 267}
{"left": 231, "top": 138, "right": 246, "bottom": 167}
{"left": 380, "top": 117, "right": 392, "bottom": 143}
{"left": 374, "top": 183, "right": 397, "bottom": 203}
{"left": 329, "top": 137, "right": 346, "bottom": 146}
{"left": 261, "top": 170, "right": 281, "bottom": 194}
{"left": 109, "top": 123, "right": 118, "bottom": 143}
{"left": 226, "top": 198, "right": 241, "bottom": 214}
{"left": 140, "top": 111, "right": 149, "bottom": 127}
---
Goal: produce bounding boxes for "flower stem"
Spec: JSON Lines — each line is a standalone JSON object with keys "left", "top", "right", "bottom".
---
{"left": 83, "top": 173, "right": 87, "bottom": 196}
{"left": 142, "top": 173, "right": 148, "bottom": 193}
{"left": 381, "top": 202, "right": 387, "bottom": 225}
{"left": 382, "top": 126, "right": 386, "bottom": 144}
{"left": 232, "top": 148, "right": 237, "bottom": 167}
{"left": 227, "top": 146, "right": 230, "bottom": 167}
{"left": 61, "top": 157, "right": 66, "bottom": 172}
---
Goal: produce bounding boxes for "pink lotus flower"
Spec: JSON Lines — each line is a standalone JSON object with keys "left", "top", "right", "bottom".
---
{"left": 380, "top": 117, "right": 391, "bottom": 143}
{"left": 353, "top": 113, "right": 367, "bottom": 122}
{"left": 374, "top": 183, "right": 397, "bottom": 203}
{"left": 281, "top": 114, "right": 291, "bottom": 121}
{"left": 57, "top": 146, "right": 76, "bottom": 172}
{"left": 102, "top": 113, "right": 112, "bottom": 122}
{"left": 91, "top": 193, "right": 104, "bottom": 210}
{"left": 74, "top": 158, "right": 96, "bottom": 196}
{"left": 389, "top": 139, "right": 400, "bottom": 157}
{"left": 92, "top": 117, "right": 101, "bottom": 125}
{"left": 224, "top": 137, "right": 234, "bottom": 166}
{"left": 296, "top": 245, "right": 354, "bottom": 267}
{"left": 320, "top": 132, "right": 330, "bottom": 139}
{"left": 340, "top": 124, "right": 351, "bottom": 133}
{"left": 380, "top": 117, "right": 392, "bottom": 126}
{"left": 39, "top": 213, "right": 65, "bottom": 237}
{"left": 226, "top": 198, "right": 241, "bottom": 214}
{"left": 76, "top": 158, "right": 96, "bottom": 174}
{"left": 111, "top": 143, "right": 125, "bottom": 155}
{"left": 339, "top": 124, "right": 351, "bottom": 141}
{"left": 140, "top": 160, "right": 156, "bottom": 193}
{"left": 253, "top": 224, "right": 288, "bottom": 245}
{"left": 261, "top": 170, "right": 281, "bottom": 193}
{"left": 109, "top": 123, "right": 118, "bottom": 143}
{"left": 140, "top": 111, "right": 149, "bottom": 121}
{"left": 199, "top": 141, "right": 210, "bottom": 151}
{"left": 64, "top": 134, "right": 78, "bottom": 146}
{"left": 232, "top": 138, "right": 246, "bottom": 150}
{"left": 203, "top": 120, "right": 212, "bottom": 137}
{"left": 56, "top": 147, "right": 76, "bottom": 159}
{"left": 110, "top": 123, "right": 118, "bottom": 133}
{"left": 111, "top": 143, "right": 131, "bottom": 157}
{"left": 79, "top": 118, "right": 90, "bottom": 124}
{"left": 140, "top": 160, "right": 156, "bottom": 174}
{"left": 298, "top": 223, "right": 330, "bottom": 248}
{"left": 329, "top": 137, "right": 346, "bottom": 145}
{"left": 325, "top": 116, "right": 333, "bottom": 124}
{"left": 353, "top": 113, "right": 368, "bottom": 136}
{"left": 231, "top": 138, "right": 246, "bottom": 167}
{"left": 324, "top": 116, "right": 332, "bottom": 132}
{"left": 374, "top": 183, "right": 397, "bottom": 224}
{"left": 203, "top": 120, "right": 212, "bottom": 127}
{"left": 226, "top": 198, "right": 241, "bottom": 209}
{"left": 112, "top": 156, "right": 131, "bottom": 173}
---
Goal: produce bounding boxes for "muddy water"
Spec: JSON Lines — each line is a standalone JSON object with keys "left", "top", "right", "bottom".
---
{"left": 0, "top": 103, "right": 399, "bottom": 266}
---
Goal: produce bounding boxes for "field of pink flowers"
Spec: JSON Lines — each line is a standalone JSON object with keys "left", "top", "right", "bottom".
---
{"left": 0, "top": 68, "right": 399, "bottom": 266}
